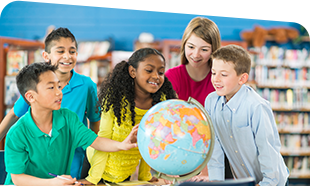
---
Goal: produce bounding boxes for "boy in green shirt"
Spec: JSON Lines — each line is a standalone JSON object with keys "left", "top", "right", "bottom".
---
{"left": 4, "top": 62, "right": 138, "bottom": 186}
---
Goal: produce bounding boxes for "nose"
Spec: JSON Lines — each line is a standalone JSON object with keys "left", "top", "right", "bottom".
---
{"left": 212, "top": 73, "right": 220, "bottom": 82}
{"left": 56, "top": 87, "right": 62, "bottom": 96}
{"left": 152, "top": 72, "right": 160, "bottom": 79}
{"left": 192, "top": 48, "right": 200, "bottom": 58}
{"left": 63, "top": 52, "right": 71, "bottom": 60}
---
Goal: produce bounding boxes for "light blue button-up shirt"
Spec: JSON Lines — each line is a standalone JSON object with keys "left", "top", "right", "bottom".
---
{"left": 205, "top": 85, "right": 289, "bottom": 186}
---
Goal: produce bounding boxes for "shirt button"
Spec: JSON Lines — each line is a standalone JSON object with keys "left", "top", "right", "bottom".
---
{"left": 242, "top": 164, "right": 244, "bottom": 166}
{"left": 235, "top": 150, "right": 238, "bottom": 153}
{"left": 44, "top": 135, "right": 47, "bottom": 137}
{"left": 230, "top": 136, "right": 233, "bottom": 138}
{"left": 227, "top": 120, "right": 229, "bottom": 122}
{"left": 233, "top": 109, "right": 236, "bottom": 111}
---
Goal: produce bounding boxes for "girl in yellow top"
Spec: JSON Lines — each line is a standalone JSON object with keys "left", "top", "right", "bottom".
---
{"left": 83, "top": 48, "right": 177, "bottom": 185}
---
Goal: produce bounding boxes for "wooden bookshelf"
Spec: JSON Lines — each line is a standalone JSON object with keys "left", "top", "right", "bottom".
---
{"left": 0, "top": 37, "right": 44, "bottom": 150}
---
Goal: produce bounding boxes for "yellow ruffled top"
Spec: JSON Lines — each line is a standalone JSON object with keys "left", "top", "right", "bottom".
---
{"left": 85, "top": 105, "right": 152, "bottom": 184}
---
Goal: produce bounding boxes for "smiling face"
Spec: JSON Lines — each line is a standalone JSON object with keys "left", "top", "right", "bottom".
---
{"left": 211, "top": 59, "right": 248, "bottom": 102}
{"left": 185, "top": 33, "right": 212, "bottom": 68}
{"left": 129, "top": 54, "right": 165, "bottom": 95}
{"left": 29, "top": 71, "right": 63, "bottom": 111}
{"left": 43, "top": 37, "right": 77, "bottom": 74}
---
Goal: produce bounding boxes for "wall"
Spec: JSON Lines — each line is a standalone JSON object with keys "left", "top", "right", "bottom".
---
{"left": 0, "top": 1, "right": 302, "bottom": 51}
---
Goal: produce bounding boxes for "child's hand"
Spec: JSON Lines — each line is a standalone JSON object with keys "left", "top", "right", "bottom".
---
{"left": 52, "top": 175, "right": 82, "bottom": 185}
{"left": 78, "top": 179, "right": 94, "bottom": 185}
{"left": 149, "top": 176, "right": 159, "bottom": 182}
{"left": 120, "top": 124, "right": 139, "bottom": 150}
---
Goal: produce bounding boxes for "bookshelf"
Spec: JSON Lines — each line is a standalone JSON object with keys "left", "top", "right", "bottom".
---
{"left": 0, "top": 37, "right": 45, "bottom": 150}
{"left": 251, "top": 40, "right": 310, "bottom": 179}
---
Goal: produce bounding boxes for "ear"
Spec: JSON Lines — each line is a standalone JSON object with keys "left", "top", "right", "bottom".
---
{"left": 128, "top": 65, "right": 136, "bottom": 79}
{"left": 239, "top": 73, "right": 249, "bottom": 85}
{"left": 25, "top": 91, "right": 36, "bottom": 104}
{"left": 42, "top": 51, "right": 50, "bottom": 62}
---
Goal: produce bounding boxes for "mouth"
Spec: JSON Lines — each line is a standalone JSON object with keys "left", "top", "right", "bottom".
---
{"left": 59, "top": 62, "right": 72, "bottom": 66}
{"left": 214, "top": 84, "right": 223, "bottom": 90}
{"left": 190, "top": 58, "right": 202, "bottom": 63}
{"left": 55, "top": 99, "right": 62, "bottom": 104}
{"left": 148, "top": 81, "right": 159, "bottom": 86}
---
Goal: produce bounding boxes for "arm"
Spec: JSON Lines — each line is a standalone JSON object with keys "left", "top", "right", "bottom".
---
{"left": 89, "top": 121, "right": 100, "bottom": 134}
{"left": 0, "top": 108, "right": 19, "bottom": 141}
{"left": 90, "top": 124, "right": 138, "bottom": 152}
{"left": 11, "top": 173, "right": 82, "bottom": 186}
{"left": 253, "top": 104, "right": 285, "bottom": 186}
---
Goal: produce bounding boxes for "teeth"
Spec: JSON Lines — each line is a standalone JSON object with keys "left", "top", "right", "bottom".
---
{"left": 61, "top": 62, "right": 71, "bottom": 65}
{"left": 148, "top": 82, "right": 158, "bottom": 85}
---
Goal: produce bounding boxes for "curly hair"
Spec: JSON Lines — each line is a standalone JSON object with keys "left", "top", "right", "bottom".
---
{"left": 98, "top": 48, "right": 177, "bottom": 126}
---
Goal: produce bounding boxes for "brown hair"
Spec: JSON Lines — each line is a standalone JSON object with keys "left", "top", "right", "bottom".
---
{"left": 180, "top": 17, "right": 221, "bottom": 66}
{"left": 211, "top": 44, "right": 251, "bottom": 75}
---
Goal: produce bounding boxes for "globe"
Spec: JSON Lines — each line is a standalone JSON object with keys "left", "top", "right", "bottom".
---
{"left": 137, "top": 97, "right": 214, "bottom": 182}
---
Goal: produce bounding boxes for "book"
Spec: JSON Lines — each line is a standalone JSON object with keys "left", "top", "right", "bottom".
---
{"left": 4, "top": 76, "right": 20, "bottom": 106}
{"left": 6, "top": 50, "right": 28, "bottom": 75}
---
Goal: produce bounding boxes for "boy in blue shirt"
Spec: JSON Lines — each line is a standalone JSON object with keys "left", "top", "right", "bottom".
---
{"left": 205, "top": 45, "right": 289, "bottom": 185}
{"left": 4, "top": 62, "right": 138, "bottom": 185}
{"left": 0, "top": 27, "right": 100, "bottom": 179}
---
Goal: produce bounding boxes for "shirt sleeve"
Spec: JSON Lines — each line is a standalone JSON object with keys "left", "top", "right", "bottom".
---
{"left": 5, "top": 126, "right": 28, "bottom": 174}
{"left": 13, "top": 96, "right": 29, "bottom": 117}
{"left": 86, "top": 109, "right": 114, "bottom": 184}
{"left": 252, "top": 104, "right": 283, "bottom": 186}
{"left": 66, "top": 109, "right": 97, "bottom": 150}
{"left": 85, "top": 79, "right": 101, "bottom": 122}
{"left": 204, "top": 94, "right": 225, "bottom": 181}
{"left": 207, "top": 134, "right": 225, "bottom": 181}
{"left": 138, "top": 158, "right": 152, "bottom": 181}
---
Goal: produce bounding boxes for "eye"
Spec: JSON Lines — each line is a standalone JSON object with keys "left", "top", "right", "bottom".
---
{"left": 202, "top": 48, "right": 209, "bottom": 52}
{"left": 211, "top": 72, "right": 216, "bottom": 76}
{"left": 146, "top": 69, "right": 152, "bottom": 73}
{"left": 158, "top": 71, "right": 164, "bottom": 75}
{"left": 57, "top": 50, "right": 64, "bottom": 54}
{"left": 48, "top": 86, "right": 54, "bottom": 89}
{"left": 187, "top": 45, "right": 194, "bottom": 49}
{"left": 222, "top": 74, "right": 227, "bottom": 77}
{"left": 58, "top": 85, "right": 62, "bottom": 89}
{"left": 70, "top": 50, "right": 76, "bottom": 54}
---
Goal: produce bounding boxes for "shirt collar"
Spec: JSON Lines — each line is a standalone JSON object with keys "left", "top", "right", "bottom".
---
{"left": 25, "top": 107, "right": 65, "bottom": 138}
{"left": 220, "top": 84, "right": 247, "bottom": 113}
{"left": 62, "top": 70, "right": 83, "bottom": 94}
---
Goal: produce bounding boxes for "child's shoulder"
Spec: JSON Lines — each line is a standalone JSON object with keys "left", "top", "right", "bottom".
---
{"left": 71, "top": 70, "right": 96, "bottom": 88}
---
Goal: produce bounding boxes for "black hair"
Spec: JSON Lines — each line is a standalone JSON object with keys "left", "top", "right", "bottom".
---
{"left": 98, "top": 48, "right": 177, "bottom": 126}
{"left": 44, "top": 27, "right": 77, "bottom": 53}
{"left": 16, "top": 62, "right": 58, "bottom": 105}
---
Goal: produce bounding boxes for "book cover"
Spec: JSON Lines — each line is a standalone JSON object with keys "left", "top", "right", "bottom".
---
{"left": 4, "top": 76, "right": 20, "bottom": 106}
{"left": 6, "top": 50, "right": 28, "bottom": 75}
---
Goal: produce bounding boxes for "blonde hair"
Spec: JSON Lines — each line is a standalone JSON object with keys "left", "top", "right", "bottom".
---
{"left": 180, "top": 17, "right": 221, "bottom": 66}
{"left": 211, "top": 44, "right": 251, "bottom": 75}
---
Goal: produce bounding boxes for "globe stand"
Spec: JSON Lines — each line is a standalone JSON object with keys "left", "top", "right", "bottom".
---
{"left": 154, "top": 97, "right": 215, "bottom": 185}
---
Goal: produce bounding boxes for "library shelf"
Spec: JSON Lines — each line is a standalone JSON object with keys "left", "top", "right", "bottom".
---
{"left": 0, "top": 37, "right": 44, "bottom": 150}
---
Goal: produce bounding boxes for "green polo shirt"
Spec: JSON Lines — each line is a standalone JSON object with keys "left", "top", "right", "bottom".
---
{"left": 4, "top": 108, "right": 98, "bottom": 185}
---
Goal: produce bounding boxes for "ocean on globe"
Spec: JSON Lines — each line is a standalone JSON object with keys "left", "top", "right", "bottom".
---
{"left": 137, "top": 99, "right": 213, "bottom": 176}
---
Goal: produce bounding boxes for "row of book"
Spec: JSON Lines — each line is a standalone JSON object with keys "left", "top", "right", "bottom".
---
{"left": 6, "top": 49, "right": 44, "bottom": 76}
{"left": 275, "top": 112, "right": 310, "bottom": 132}
{"left": 255, "top": 65, "right": 310, "bottom": 87}
{"left": 280, "top": 134, "right": 310, "bottom": 154}
{"left": 253, "top": 46, "right": 310, "bottom": 67}
{"left": 284, "top": 156, "right": 310, "bottom": 178}
{"left": 256, "top": 88, "right": 310, "bottom": 110}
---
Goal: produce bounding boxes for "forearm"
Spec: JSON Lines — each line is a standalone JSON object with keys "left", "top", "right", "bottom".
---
{"left": 0, "top": 108, "right": 19, "bottom": 141}
{"left": 12, "top": 174, "right": 54, "bottom": 186}
{"left": 90, "top": 121, "right": 100, "bottom": 134}
{"left": 90, "top": 137, "right": 125, "bottom": 152}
